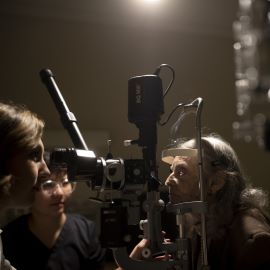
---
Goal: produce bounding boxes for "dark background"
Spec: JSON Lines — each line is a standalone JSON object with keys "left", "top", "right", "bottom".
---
{"left": 1, "top": 0, "right": 270, "bottom": 206}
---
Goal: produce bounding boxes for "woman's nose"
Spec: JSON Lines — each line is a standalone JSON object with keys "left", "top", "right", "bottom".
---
{"left": 40, "top": 158, "right": 51, "bottom": 176}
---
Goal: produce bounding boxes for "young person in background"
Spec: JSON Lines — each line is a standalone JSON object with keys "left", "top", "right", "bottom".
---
{"left": 2, "top": 166, "right": 105, "bottom": 270}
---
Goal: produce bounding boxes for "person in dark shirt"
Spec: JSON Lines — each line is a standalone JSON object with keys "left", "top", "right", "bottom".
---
{"left": 2, "top": 168, "right": 105, "bottom": 270}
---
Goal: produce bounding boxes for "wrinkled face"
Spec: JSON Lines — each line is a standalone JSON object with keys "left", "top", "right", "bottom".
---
{"left": 165, "top": 155, "right": 200, "bottom": 203}
{"left": 32, "top": 169, "right": 74, "bottom": 217}
{"left": 4, "top": 139, "right": 50, "bottom": 207}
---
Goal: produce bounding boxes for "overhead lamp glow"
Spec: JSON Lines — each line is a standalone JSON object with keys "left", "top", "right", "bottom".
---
{"left": 134, "top": 0, "right": 162, "bottom": 9}
{"left": 143, "top": 0, "right": 161, "bottom": 3}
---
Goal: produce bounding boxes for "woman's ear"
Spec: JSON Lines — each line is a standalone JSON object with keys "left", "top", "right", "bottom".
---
{"left": 209, "top": 171, "right": 226, "bottom": 194}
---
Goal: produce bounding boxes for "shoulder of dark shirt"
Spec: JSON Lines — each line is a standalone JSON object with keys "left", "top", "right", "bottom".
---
{"left": 230, "top": 208, "right": 270, "bottom": 239}
{"left": 228, "top": 208, "right": 270, "bottom": 265}
{"left": 2, "top": 214, "right": 29, "bottom": 235}
{"left": 66, "top": 213, "right": 95, "bottom": 227}
{"left": 65, "top": 213, "right": 98, "bottom": 237}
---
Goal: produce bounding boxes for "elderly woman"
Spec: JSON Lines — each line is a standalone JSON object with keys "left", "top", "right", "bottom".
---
{"left": 128, "top": 134, "right": 270, "bottom": 270}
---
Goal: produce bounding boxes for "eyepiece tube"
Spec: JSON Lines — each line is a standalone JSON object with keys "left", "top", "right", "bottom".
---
{"left": 50, "top": 148, "right": 99, "bottom": 182}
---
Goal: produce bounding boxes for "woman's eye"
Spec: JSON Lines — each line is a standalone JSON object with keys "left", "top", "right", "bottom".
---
{"left": 175, "top": 167, "right": 187, "bottom": 177}
{"left": 29, "top": 149, "right": 42, "bottom": 162}
{"left": 179, "top": 171, "right": 184, "bottom": 176}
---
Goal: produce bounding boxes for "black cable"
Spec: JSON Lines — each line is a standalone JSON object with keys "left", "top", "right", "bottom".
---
{"left": 159, "top": 103, "right": 183, "bottom": 126}
{"left": 154, "top": 64, "right": 175, "bottom": 98}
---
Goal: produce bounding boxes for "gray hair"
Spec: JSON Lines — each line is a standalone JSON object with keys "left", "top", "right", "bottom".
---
{"left": 179, "top": 134, "right": 269, "bottom": 237}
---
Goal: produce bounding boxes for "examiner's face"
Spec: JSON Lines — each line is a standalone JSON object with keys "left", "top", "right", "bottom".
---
{"left": 32, "top": 170, "right": 73, "bottom": 217}
{"left": 4, "top": 139, "right": 50, "bottom": 206}
{"left": 165, "top": 156, "right": 200, "bottom": 203}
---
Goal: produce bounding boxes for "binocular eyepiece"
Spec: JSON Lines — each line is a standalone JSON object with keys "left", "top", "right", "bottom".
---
{"left": 49, "top": 148, "right": 146, "bottom": 192}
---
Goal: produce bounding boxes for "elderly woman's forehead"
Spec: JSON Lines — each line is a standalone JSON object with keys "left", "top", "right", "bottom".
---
{"left": 171, "top": 155, "right": 197, "bottom": 165}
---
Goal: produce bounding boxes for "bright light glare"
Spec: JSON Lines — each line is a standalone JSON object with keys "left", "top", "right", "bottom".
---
{"left": 131, "top": 0, "right": 164, "bottom": 14}
{"left": 143, "top": 0, "right": 161, "bottom": 4}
